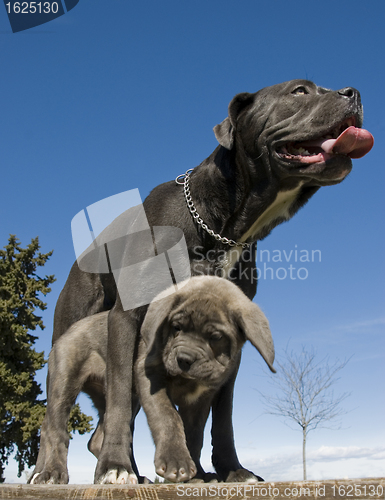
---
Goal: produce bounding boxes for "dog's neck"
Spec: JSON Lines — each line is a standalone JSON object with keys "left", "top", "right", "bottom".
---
{"left": 189, "top": 145, "right": 318, "bottom": 246}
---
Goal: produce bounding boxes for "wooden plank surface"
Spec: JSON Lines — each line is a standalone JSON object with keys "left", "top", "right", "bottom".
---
{"left": 0, "top": 478, "right": 384, "bottom": 500}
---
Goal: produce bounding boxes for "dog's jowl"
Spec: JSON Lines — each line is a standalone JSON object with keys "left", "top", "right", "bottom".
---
{"left": 30, "top": 80, "right": 373, "bottom": 485}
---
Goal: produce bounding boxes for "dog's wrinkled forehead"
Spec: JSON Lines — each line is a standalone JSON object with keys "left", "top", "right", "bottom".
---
{"left": 248, "top": 79, "right": 335, "bottom": 126}
{"left": 256, "top": 79, "right": 328, "bottom": 98}
{"left": 170, "top": 293, "right": 231, "bottom": 330}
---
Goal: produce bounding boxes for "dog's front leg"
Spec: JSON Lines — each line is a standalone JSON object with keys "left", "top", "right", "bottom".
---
{"left": 211, "top": 355, "right": 262, "bottom": 483}
{"left": 178, "top": 398, "right": 219, "bottom": 483}
{"left": 136, "top": 343, "right": 197, "bottom": 483}
{"left": 93, "top": 305, "right": 139, "bottom": 485}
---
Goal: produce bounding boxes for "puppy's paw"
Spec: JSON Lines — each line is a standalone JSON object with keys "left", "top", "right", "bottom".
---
{"left": 99, "top": 469, "right": 138, "bottom": 484}
{"left": 28, "top": 468, "right": 69, "bottom": 484}
{"left": 226, "top": 468, "right": 263, "bottom": 483}
{"left": 155, "top": 446, "right": 197, "bottom": 483}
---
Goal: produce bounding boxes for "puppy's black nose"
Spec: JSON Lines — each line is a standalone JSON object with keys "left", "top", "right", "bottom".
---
{"left": 338, "top": 87, "right": 359, "bottom": 100}
{"left": 177, "top": 352, "right": 195, "bottom": 371}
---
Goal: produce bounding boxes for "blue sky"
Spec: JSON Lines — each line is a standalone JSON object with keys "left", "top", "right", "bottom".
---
{"left": 1, "top": 0, "right": 384, "bottom": 483}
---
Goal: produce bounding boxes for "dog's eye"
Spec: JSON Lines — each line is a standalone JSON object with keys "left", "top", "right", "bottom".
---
{"left": 210, "top": 332, "right": 223, "bottom": 342}
{"left": 292, "top": 86, "right": 308, "bottom": 95}
{"left": 171, "top": 324, "right": 182, "bottom": 336}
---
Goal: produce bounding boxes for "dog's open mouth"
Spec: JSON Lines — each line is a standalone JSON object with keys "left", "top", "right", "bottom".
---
{"left": 278, "top": 118, "right": 374, "bottom": 164}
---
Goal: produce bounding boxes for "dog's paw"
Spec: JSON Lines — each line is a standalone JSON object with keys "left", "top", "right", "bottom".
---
{"left": 99, "top": 469, "right": 138, "bottom": 484}
{"left": 29, "top": 468, "right": 69, "bottom": 484}
{"left": 155, "top": 446, "right": 197, "bottom": 482}
{"left": 225, "top": 468, "right": 264, "bottom": 483}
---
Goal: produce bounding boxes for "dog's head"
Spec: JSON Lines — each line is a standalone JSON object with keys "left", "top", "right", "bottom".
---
{"left": 141, "top": 276, "right": 275, "bottom": 389}
{"left": 214, "top": 79, "right": 373, "bottom": 186}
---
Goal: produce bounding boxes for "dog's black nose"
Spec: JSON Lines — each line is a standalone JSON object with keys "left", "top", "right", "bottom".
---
{"left": 338, "top": 87, "right": 358, "bottom": 100}
{"left": 177, "top": 352, "right": 195, "bottom": 371}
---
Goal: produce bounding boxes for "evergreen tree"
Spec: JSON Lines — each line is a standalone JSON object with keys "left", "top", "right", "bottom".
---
{"left": 0, "top": 236, "right": 92, "bottom": 482}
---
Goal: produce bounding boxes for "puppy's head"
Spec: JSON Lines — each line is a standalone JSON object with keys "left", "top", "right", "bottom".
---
{"left": 141, "top": 276, "right": 275, "bottom": 388}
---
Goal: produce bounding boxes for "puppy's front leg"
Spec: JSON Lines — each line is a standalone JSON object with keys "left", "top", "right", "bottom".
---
{"left": 136, "top": 343, "right": 197, "bottom": 483}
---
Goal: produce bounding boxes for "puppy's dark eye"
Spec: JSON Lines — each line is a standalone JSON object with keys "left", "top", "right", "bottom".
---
{"left": 172, "top": 324, "right": 182, "bottom": 336}
{"left": 292, "top": 86, "right": 308, "bottom": 95}
{"left": 210, "top": 332, "right": 223, "bottom": 342}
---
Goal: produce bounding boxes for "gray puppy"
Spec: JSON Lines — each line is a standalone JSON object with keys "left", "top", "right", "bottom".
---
{"left": 137, "top": 276, "right": 275, "bottom": 483}
{"left": 30, "top": 276, "right": 274, "bottom": 484}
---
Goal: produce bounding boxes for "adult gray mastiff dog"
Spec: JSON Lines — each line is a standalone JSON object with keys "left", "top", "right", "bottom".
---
{"left": 30, "top": 79, "right": 373, "bottom": 484}
{"left": 30, "top": 277, "right": 275, "bottom": 484}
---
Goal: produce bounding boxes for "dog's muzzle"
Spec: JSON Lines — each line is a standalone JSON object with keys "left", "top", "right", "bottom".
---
{"left": 277, "top": 120, "right": 373, "bottom": 165}
{"left": 176, "top": 351, "right": 196, "bottom": 372}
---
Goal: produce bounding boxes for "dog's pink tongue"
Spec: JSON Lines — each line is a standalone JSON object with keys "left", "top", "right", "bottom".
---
{"left": 320, "top": 127, "right": 374, "bottom": 158}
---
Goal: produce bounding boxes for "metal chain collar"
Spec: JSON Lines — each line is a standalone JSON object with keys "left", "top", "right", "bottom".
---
{"left": 175, "top": 169, "right": 250, "bottom": 249}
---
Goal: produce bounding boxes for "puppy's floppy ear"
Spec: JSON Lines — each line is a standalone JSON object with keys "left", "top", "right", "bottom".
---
{"left": 213, "top": 92, "right": 254, "bottom": 150}
{"left": 235, "top": 301, "right": 276, "bottom": 373}
{"left": 141, "top": 294, "right": 179, "bottom": 354}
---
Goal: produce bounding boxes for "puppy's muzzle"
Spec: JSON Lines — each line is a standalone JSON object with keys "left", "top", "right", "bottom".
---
{"left": 176, "top": 351, "right": 197, "bottom": 372}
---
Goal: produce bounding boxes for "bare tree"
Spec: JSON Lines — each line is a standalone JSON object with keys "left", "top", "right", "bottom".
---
{"left": 258, "top": 346, "right": 350, "bottom": 480}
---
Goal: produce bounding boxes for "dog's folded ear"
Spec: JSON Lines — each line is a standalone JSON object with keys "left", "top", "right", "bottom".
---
{"left": 235, "top": 302, "right": 276, "bottom": 373}
{"left": 141, "top": 294, "right": 179, "bottom": 354}
{"left": 214, "top": 117, "right": 234, "bottom": 150}
{"left": 213, "top": 92, "right": 254, "bottom": 150}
